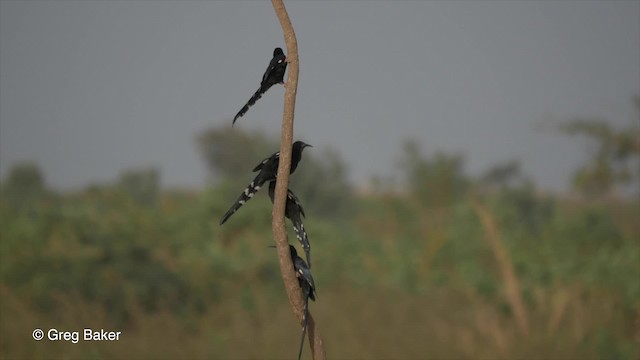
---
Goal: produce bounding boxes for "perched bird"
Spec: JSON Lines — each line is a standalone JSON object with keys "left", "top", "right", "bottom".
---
{"left": 268, "top": 181, "right": 311, "bottom": 268}
{"left": 219, "top": 141, "right": 311, "bottom": 225}
{"left": 232, "top": 47, "right": 287, "bottom": 126}
{"left": 289, "top": 244, "right": 316, "bottom": 360}
{"left": 270, "top": 244, "right": 316, "bottom": 360}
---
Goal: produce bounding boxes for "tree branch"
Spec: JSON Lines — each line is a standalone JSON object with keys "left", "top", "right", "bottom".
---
{"left": 270, "top": 1, "right": 326, "bottom": 359}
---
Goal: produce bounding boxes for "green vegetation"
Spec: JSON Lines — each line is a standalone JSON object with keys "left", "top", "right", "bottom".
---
{"left": 1, "top": 120, "right": 639, "bottom": 359}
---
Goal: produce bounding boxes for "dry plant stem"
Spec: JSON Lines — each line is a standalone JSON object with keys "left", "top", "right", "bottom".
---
{"left": 270, "top": 0, "right": 326, "bottom": 359}
{"left": 470, "top": 195, "right": 530, "bottom": 336}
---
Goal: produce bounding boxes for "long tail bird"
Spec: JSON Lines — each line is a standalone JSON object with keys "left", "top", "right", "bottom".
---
{"left": 270, "top": 245, "right": 316, "bottom": 360}
{"left": 289, "top": 244, "right": 316, "bottom": 360}
{"left": 269, "top": 181, "right": 311, "bottom": 268}
{"left": 219, "top": 141, "right": 311, "bottom": 225}
{"left": 232, "top": 47, "right": 287, "bottom": 126}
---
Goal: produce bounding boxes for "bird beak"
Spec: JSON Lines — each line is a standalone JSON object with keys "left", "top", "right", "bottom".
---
{"left": 304, "top": 143, "right": 312, "bottom": 148}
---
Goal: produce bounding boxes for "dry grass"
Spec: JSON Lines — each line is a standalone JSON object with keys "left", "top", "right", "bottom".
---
{"left": 470, "top": 195, "right": 529, "bottom": 336}
{"left": 2, "top": 282, "right": 634, "bottom": 360}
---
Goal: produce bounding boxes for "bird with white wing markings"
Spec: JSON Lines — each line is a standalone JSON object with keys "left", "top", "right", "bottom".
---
{"left": 232, "top": 47, "right": 288, "bottom": 126}
{"left": 269, "top": 244, "right": 316, "bottom": 360}
{"left": 219, "top": 141, "right": 311, "bottom": 225}
{"left": 268, "top": 181, "right": 312, "bottom": 268}
{"left": 289, "top": 244, "right": 316, "bottom": 360}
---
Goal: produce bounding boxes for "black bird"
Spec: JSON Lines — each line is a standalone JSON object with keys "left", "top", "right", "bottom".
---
{"left": 270, "top": 244, "right": 316, "bottom": 360}
{"left": 289, "top": 244, "right": 316, "bottom": 360}
{"left": 268, "top": 181, "right": 311, "bottom": 268}
{"left": 219, "top": 141, "right": 311, "bottom": 225}
{"left": 232, "top": 47, "right": 287, "bottom": 126}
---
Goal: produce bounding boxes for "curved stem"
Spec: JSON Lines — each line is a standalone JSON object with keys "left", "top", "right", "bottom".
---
{"left": 270, "top": 1, "right": 326, "bottom": 359}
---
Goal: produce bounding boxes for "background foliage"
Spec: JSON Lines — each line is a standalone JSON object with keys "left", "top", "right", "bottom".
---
{"left": 1, "top": 115, "right": 639, "bottom": 359}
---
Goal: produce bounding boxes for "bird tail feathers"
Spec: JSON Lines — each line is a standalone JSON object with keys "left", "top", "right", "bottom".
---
{"left": 219, "top": 177, "right": 265, "bottom": 225}
{"left": 232, "top": 87, "right": 265, "bottom": 126}
{"left": 292, "top": 221, "right": 311, "bottom": 268}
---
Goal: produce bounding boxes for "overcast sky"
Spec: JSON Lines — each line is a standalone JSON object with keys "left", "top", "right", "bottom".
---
{"left": 1, "top": 1, "right": 638, "bottom": 192}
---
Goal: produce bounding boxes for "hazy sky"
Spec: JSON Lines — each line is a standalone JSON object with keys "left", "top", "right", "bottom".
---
{"left": 1, "top": 1, "right": 638, "bottom": 191}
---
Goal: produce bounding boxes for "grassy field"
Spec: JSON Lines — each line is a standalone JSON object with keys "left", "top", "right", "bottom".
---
{"left": 1, "top": 177, "right": 638, "bottom": 359}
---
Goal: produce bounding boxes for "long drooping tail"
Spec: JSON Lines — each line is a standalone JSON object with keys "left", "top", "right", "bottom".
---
{"left": 292, "top": 219, "right": 311, "bottom": 268}
{"left": 268, "top": 181, "right": 312, "bottom": 267}
{"left": 297, "top": 295, "right": 309, "bottom": 360}
{"left": 219, "top": 177, "right": 265, "bottom": 225}
{"left": 232, "top": 86, "right": 266, "bottom": 126}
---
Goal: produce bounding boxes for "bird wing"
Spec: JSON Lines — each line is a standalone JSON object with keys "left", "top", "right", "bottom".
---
{"left": 253, "top": 151, "right": 279, "bottom": 172}
{"left": 295, "top": 258, "right": 316, "bottom": 296}
{"left": 262, "top": 56, "right": 284, "bottom": 84}
{"left": 287, "top": 189, "right": 305, "bottom": 218}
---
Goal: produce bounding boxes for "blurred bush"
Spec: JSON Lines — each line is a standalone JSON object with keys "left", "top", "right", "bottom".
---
{"left": 1, "top": 124, "right": 639, "bottom": 359}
